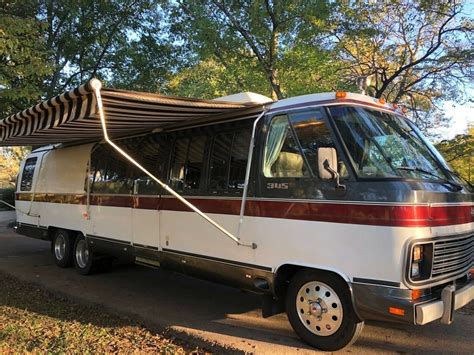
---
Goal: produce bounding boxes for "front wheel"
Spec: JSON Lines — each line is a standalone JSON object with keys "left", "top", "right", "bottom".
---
{"left": 73, "top": 235, "right": 96, "bottom": 275}
{"left": 286, "top": 269, "right": 364, "bottom": 351}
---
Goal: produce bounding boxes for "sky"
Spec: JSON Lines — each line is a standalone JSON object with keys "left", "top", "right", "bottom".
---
{"left": 433, "top": 100, "right": 473, "bottom": 141}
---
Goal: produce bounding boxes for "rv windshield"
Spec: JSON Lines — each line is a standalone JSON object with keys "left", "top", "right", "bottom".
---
{"left": 329, "top": 106, "right": 452, "bottom": 182}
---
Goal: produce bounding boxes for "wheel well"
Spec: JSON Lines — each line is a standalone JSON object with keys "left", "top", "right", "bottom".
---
{"left": 274, "top": 264, "right": 350, "bottom": 298}
{"left": 47, "top": 227, "right": 81, "bottom": 242}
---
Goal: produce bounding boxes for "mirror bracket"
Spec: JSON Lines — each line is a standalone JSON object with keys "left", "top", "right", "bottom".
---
{"left": 323, "top": 159, "right": 346, "bottom": 190}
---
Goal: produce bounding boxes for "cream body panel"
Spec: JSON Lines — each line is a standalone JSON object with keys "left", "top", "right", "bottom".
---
{"left": 158, "top": 208, "right": 440, "bottom": 286}
{"left": 35, "top": 144, "right": 94, "bottom": 194}
{"left": 90, "top": 205, "right": 132, "bottom": 242}
{"left": 133, "top": 208, "right": 160, "bottom": 248}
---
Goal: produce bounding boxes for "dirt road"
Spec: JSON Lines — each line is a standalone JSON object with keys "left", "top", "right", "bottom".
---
{"left": 0, "top": 211, "right": 472, "bottom": 353}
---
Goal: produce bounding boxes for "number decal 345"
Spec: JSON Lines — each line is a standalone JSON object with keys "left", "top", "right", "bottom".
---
{"left": 267, "top": 182, "right": 289, "bottom": 190}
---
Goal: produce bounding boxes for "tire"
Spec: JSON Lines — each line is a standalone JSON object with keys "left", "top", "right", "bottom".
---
{"left": 73, "top": 235, "right": 96, "bottom": 275}
{"left": 286, "top": 269, "right": 364, "bottom": 351}
{"left": 52, "top": 229, "right": 74, "bottom": 268}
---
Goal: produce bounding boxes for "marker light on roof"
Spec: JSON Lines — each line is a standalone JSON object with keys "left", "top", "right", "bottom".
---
{"left": 402, "top": 106, "right": 408, "bottom": 114}
{"left": 392, "top": 103, "right": 398, "bottom": 109}
{"left": 379, "top": 98, "right": 386, "bottom": 104}
{"left": 335, "top": 91, "right": 347, "bottom": 99}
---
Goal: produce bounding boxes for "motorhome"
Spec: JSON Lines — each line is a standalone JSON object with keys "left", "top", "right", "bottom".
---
{"left": 1, "top": 79, "right": 473, "bottom": 350}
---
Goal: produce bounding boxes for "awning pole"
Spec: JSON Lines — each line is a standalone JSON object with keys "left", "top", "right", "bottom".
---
{"left": 237, "top": 110, "right": 266, "bottom": 238}
{"left": 91, "top": 80, "right": 256, "bottom": 249}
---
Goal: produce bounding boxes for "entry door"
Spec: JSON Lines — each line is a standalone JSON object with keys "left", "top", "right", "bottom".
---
{"left": 131, "top": 180, "right": 161, "bottom": 254}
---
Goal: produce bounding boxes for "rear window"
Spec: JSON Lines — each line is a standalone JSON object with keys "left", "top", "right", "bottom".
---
{"left": 20, "top": 157, "right": 37, "bottom": 191}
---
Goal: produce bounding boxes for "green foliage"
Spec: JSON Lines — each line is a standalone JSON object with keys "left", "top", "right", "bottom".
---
{"left": 0, "top": 1, "right": 52, "bottom": 118}
{"left": 436, "top": 127, "right": 474, "bottom": 184}
{"left": 0, "top": 0, "right": 471, "bottom": 138}
{"left": 168, "top": 0, "right": 334, "bottom": 99}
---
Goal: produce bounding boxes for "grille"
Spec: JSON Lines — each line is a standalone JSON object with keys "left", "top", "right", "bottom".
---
{"left": 432, "top": 234, "right": 473, "bottom": 279}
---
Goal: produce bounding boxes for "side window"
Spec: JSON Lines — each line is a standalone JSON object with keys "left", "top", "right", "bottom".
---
{"left": 289, "top": 110, "right": 347, "bottom": 178}
{"left": 131, "top": 134, "right": 171, "bottom": 195}
{"left": 170, "top": 135, "right": 206, "bottom": 191}
{"left": 209, "top": 128, "right": 251, "bottom": 192}
{"left": 228, "top": 129, "right": 251, "bottom": 189}
{"left": 263, "top": 115, "right": 309, "bottom": 178}
{"left": 210, "top": 132, "right": 233, "bottom": 190}
{"left": 20, "top": 157, "right": 37, "bottom": 191}
{"left": 90, "top": 144, "right": 134, "bottom": 194}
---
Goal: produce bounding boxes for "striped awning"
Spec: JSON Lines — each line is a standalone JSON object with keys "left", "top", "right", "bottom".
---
{"left": 0, "top": 79, "right": 266, "bottom": 146}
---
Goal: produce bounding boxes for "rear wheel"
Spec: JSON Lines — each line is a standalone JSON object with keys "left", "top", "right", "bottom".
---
{"left": 286, "top": 269, "right": 364, "bottom": 351}
{"left": 52, "top": 229, "right": 73, "bottom": 268}
{"left": 73, "top": 235, "right": 95, "bottom": 275}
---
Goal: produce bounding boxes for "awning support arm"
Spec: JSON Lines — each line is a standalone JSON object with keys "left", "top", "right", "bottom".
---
{"left": 91, "top": 80, "right": 256, "bottom": 249}
{"left": 237, "top": 110, "right": 266, "bottom": 238}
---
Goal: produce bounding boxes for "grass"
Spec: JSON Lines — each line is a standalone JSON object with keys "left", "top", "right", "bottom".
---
{"left": 0, "top": 272, "right": 189, "bottom": 353}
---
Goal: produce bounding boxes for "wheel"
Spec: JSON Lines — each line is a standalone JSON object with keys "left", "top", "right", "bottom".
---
{"left": 286, "top": 269, "right": 364, "bottom": 351}
{"left": 52, "top": 229, "right": 74, "bottom": 268}
{"left": 73, "top": 235, "right": 95, "bottom": 275}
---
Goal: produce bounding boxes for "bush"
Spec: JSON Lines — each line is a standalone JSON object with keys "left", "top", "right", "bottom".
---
{"left": 0, "top": 187, "right": 15, "bottom": 210}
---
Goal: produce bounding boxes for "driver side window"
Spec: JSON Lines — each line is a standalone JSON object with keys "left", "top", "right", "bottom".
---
{"left": 264, "top": 111, "right": 347, "bottom": 179}
{"left": 263, "top": 115, "right": 308, "bottom": 178}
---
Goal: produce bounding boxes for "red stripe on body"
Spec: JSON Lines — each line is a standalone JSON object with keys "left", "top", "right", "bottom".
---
{"left": 15, "top": 193, "right": 473, "bottom": 227}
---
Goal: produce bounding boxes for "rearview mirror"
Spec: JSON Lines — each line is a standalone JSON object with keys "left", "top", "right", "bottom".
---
{"left": 318, "top": 147, "right": 345, "bottom": 190}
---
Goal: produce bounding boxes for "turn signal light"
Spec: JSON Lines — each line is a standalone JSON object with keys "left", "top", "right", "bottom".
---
{"left": 411, "top": 289, "right": 423, "bottom": 300}
{"left": 336, "top": 91, "right": 347, "bottom": 99}
{"left": 389, "top": 307, "right": 405, "bottom": 316}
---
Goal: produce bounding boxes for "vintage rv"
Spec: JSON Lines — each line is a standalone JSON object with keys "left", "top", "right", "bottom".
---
{"left": 1, "top": 79, "right": 473, "bottom": 350}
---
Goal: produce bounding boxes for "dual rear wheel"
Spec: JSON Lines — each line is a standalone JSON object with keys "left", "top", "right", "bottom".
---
{"left": 52, "top": 230, "right": 95, "bottom": 274}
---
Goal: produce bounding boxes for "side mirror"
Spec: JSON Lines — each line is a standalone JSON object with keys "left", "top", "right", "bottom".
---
{"left": 318, "top": 147, "right": 346, "bottom": 190}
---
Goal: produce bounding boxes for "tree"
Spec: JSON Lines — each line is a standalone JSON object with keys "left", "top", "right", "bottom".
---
{"left": 39, "top": 0, "right": 173, "bottom": 96}
{"left": 436, "top": 126, "right": 474, "bottom": 183}
{"left": 0, "top": 147, "right": 31, "bottom": 185}
{"left": 327, "top": 1, "right": 473, "bottom": 128}
{"left": 169, "top": 0, "right": 333, "bottom": 99}
{"left": 0, "top": 1, "right": 52, "bottom": 118}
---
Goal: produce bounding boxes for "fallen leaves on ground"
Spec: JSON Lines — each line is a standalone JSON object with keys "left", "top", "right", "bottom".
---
{"left": 0, "top": 272, "right": 186, "bottom": 353}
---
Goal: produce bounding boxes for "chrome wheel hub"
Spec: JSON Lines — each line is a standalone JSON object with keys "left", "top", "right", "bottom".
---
{"left": 75, "top": 240, "right": 89, "bottom": 268}
{"left": 296, "top": 281, "right": 343, "bottom": 336}
{"left": 54, "top": 234, "right": 66, "bottom": 261}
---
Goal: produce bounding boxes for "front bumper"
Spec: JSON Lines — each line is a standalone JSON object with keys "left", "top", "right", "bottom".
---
{"left": 415, "top": 281, "right": 474, "bottom": 325}
{"left": 352, "top": 276, "right": 473, "bottom": 325}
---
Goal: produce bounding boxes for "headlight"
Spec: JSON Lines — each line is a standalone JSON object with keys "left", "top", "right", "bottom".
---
{"left": 413, "top": 245, "right": 423, "bottom": 262}
{"left": 409, "top": 242, "right": 433, "bottom": 282}
{"left": 411, "top": 262, "right": 420, "bottom": 277}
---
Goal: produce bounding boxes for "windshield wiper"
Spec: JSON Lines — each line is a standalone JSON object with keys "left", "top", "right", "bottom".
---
{"left": 444, "top": 168, "right": 473, "bottom": 189}
{"left": 396, "top": 166, "right": 463, "bottom": 191}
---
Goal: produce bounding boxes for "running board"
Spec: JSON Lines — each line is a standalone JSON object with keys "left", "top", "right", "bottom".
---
{"left": 135, "top": 256, "right": 161, "bottom": 268}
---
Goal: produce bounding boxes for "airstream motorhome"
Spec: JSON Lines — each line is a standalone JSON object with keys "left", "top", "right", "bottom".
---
{"left": 1, "top": 79, "right": 473, "bottom": 350}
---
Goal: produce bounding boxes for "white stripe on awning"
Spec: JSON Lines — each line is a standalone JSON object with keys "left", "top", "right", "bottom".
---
{"left": 0, "top": 79, "right": 266, "bottom": 146}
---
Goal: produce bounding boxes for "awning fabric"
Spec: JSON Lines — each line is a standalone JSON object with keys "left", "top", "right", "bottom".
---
{"left": 0, "top": 79, "right": 266, "bottom": 146}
